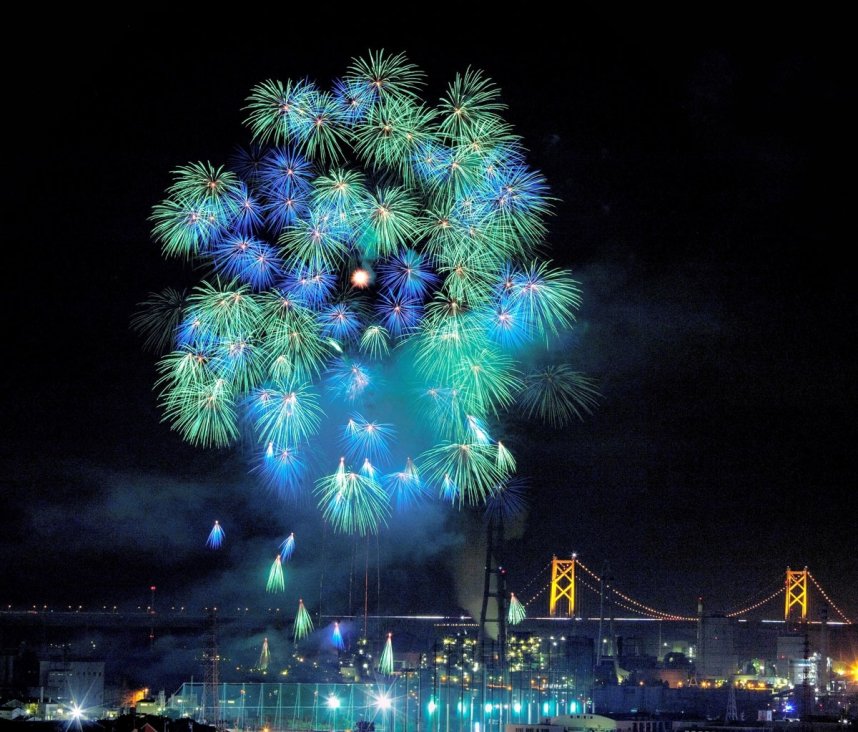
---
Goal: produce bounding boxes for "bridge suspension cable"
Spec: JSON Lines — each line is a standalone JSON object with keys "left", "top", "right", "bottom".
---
{"left": 576, "top": 559, "right": 695, "bottom": 621}
{"left": 725, "top": 584, "right": 785, "bottom": 618}
{"left": 808, "top": 571, "right": 853, "bottom": 624}
{"left": 520, "top": 560, "right": 553, "bottom": 608}
{"left": 524, "top": 582, "right": 550, "bottom": 609}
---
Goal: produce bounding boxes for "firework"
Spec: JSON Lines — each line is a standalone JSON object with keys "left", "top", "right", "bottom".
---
{"left": 230, "top": 182, "right": 265, "bottom": 235}
{"left": 376, "top": 248, "right": 438, "bottom": 300}
{"left": 385, "top": 457, "right": 424, "bottom": 510}
{"left": 230, "top": 144, "right": 267, "bottom": 184}
{"left": 314, "top": 458, "right": 390, "bottom": 535}
{"left": 161, "top": 374, "right": 239, "bottom": 448}
{"left": 341, "top": 414, "right": 395, "bottom": 463}
{"left": 378, "top": 632, "right": 394, "bottom": 675}
{"left": 507, "top": 593, "right": 526, "bottom": 625}
{"left": 258, "top": 291, "right": 331, "bottom": 380}
{"left": 293, "top": 598, "right": 314, "bottom": 642}
{"left": 484, "top": 478, "right": 528, "bottom": 520}
{"left": 244, "top": 79, "right": 318, "bottom": 147}
{"left": 150, "top": 197, "right": 217, "bottom": 258}
{"left": 420, "top": 442, "right": 509, "bottom": 506}
{"left": 318, "top": 301, "right": 363, "bottom": 342}
{"left": 344, "top": 50, "right": 426, "bottom": 105}
{"left": 495, "top": 441, "right": 516, "bottom": 473}
{"left": 312, "top": 168, "right": 368, "bottom": 214}
{"left": 374, "top": 292, "right": 421, "bottom": 337}
{"left": 131, "top": 288, "right": 187, "bottom": 354}
{"left": 258, "top": 637, "right": 270, "bottom": 671}
{"left": 327, "top": 358, "right": 373, "bottom": 401}
{"left": 332, "top": 78, "right": 373, "bottom": 125}
{"left": 206, "top": 520, "right": 225, "bottom": 549}
{"left": 262, "top": 186, "right": 310, "bottom": 232}
{"left": 359, "top": 325, "right": 390, "bottom": 359}
{"left": 140, "top": 50, "right": 595, "bottom": 535}
{"left": 251, "top": 380, "right": 324, "bottom": 448}
{"left": 167, "top": 162, "right": 242, "bottom": 223}
{"left": 352, "top": 98, "right": 438, "bottom": 185}
{"left": 279, "top": 532, "right": 296, "bottom": 561}
{"left": 331, "top": 621, "right": 345, "bottom": 651}
{"left": 518, "top": 365, "right": 600, "bottom": 427}
{"left": 454, "top": 346, "right": 522, "bottom": 417}
{"left": 278, "top": 208, "right": 349, "bottom": 271}
{"left": 438, "top": 67, "right": 507, "bottom": 142}
{"left": 360, "top": 186, "right": 421, "bottom": 258}
{"left": 266, "top": 555, "right": 285, "bottom": 593}
{"left": 510, "top": 261, "right": 581, "bottom": 339}
{"left": 257, "top": 442, "right": 305, "bottom": 496}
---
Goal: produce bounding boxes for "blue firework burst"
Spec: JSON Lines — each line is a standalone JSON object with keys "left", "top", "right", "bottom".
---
{"left": 318, "top": 301, "right": 363, "bottom": 342}
{"left": 341, "top": 413, "right": 395, "bottom": 463}
{"left": 376, "top": 249, "right": 439, "bottom": 299}
{"left": 283, "top": 265, "right": 337, "bottom": 307}
{"left": 229, "top": 182, "right": 265, "bottom": 235}
{"left": 259, "top": 147, "right": 315, "bottom": 196}
{"left": 374, "top": 293, "right": 422, "bottom": 337}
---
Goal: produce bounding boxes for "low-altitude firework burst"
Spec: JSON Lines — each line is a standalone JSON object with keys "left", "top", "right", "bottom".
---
{"left": 293, "top": 598, "right": 314, "bottom": 642}
{"left": 266, "top": 555, "right": 285, "bottom": 593}
{"left": 258, "top": 637, "right": 270, "bottom": 671}
{"left": 141, "top": 50, "right": 596, "bottom": 535}
{"left": 279, "top": 532, "right": 296, "bottom": 561}
{"left": 206, "top": 520, "right": 225, "bottom": 549}
{"left": 378, "top": 632, "right": 394, "bottom": 675}
{"left": 507, "top": 593, "right": 526, "bottom": 625}
{"left": 331, "top": 621, "right": 345, "bottom": 651}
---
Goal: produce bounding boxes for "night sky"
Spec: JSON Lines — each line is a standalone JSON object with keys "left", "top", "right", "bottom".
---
{"left": 2, "top": 19, "right": 855, "bottom": 631}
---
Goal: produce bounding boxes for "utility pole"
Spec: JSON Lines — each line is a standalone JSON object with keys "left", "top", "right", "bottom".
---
{"left": 148, "top": 585, "right": 157, "bottom": 649}
{"left": 202, "top": 608, "right": 220, "bottom": 728}
{"left": 478, "top": 511, "right": 507, "bottom": 730}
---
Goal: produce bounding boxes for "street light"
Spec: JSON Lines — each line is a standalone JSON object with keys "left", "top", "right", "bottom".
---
{"left": 327, "top": 694, "right": 340, "bottom": 732}
{"left": 377, "top": 693, "right": 393, "bottom": 732}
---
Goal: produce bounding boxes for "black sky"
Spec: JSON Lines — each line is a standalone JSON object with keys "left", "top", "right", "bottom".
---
{"left": 2, "top": 19, "right": 855, "bottom": 624}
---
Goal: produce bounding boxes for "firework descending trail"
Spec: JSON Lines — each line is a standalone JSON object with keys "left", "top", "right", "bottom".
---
{"left": 258, "top": 637, "right": 270, "bottom": 671}
{"left": 266, "top": 555, "right": 285, "bottom": 592}
{"left": 332, "top": 621, "right": 345, "bottom": 651}
{"left": 507, "top": 592, "right": 526, "bottom": 625}
{"left": 293, "top": 598, "right": 314, "bottom": 642}
{"left": 206, "top": 520, "right": 225, "bottom": 549}
{"left": 279, "top": 532, "right": 296, "bottom": 561}
{"left": 378, "top": 632, "right": 394, "bottom": 675}
{"left": 138, "top": 50, "right": 597, "bottom": 535}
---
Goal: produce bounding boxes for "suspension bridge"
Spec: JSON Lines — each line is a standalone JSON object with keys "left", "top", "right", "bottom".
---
{"left": 515, "top": 557, "right": 852, "bottom": 624}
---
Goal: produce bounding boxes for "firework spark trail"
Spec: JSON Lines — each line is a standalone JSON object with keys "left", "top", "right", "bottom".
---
{"left": 378, "top": 632, "right": 394, "bottom": 675}
{"left": 331, "top": 621, "right": 345, "bottom": 651}
{"left": 206, "top": 520, "right": 225, "bottom": 549}
{"left": 507, "top": 592, "right": 526, "bottom": 625}
{"left": 293, "top": 598, "right": 314, "bottom": 641}
{"left": 139, "top": 50, "right": 596, "bottom": 535}
{"left": 279, "top": 532, "right": 296, "bottom": 561}
{"left": 266, "top": 555, "right": 285, "bottom": 593}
